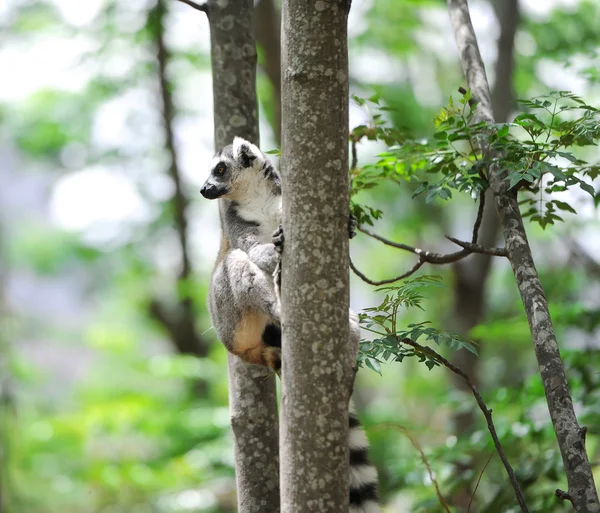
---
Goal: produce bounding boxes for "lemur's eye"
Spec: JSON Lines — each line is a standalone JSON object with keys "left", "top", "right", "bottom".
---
{"left": 215, "top": 163, "right": 226, "bottom": 175}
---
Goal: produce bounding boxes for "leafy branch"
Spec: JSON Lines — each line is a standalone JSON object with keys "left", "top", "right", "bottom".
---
{"left": 356, "top": 276, "right": 528, "bottom": 509}
{"left": 351, "top": 90, "right": 599, "bottom": 230}
{"left": 399, "top": 337, "right": 529, "bottom": 513}
{"left": 348, "top": 90, "right": 598, "bottom": 286}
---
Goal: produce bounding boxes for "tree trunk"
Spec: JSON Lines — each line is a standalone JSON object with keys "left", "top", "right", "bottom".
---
{"left": 279, "top": 1, "right": 354, "bottom": 512}
{"left": 449, "top": 0, "right": 519, "bottom": 438}
{"left": 207, "top": 1, "right": 280, "bottom": 511}
{"left": 447, "top": 1, "right": 600, "bottom": 510}
{"left": 148, "top": 0, "right": 210, "bottom": 363}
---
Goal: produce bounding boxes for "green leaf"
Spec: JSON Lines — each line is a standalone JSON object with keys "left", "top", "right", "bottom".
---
{"left": 365, "top": 358, "right": 382, "bottom": 375}
{"left": 553, "top": 200, "right": 577, "bottom": 214}
{"left": 579, "top": 182, "right": 596, "bottom": 197}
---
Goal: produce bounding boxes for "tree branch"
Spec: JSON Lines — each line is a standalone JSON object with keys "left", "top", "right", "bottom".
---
{"left": 352, "top": 191, "right": 507, "bottom": 284}
{"left": 471, "top": 186, "right": 486, "bottom": 243}
{"left": 400, "top": 337, "right": 530, "bottom": 513}
{"left": 175, "top": 0, "right": 208, "bottom": 14}
{"left": 469, "top": 452, "right": 495, "bottom": 513}
{"left": 556, "top": 489, "right": 574, "bottom": 503}
{"left": 350, "top": 136, "right": 358, "bottom": 171}
{"left": 377, "top": 423, "right": 451, "bottom": 513}
{"left": 350, "top": 256, "right": 424, "bottom": 285}
{"left": 445, "top": 236, "right": 508, "bottom": 257}
{"left": 447, "top": 0, "right": 600, "bottom": 509}
{"left": 359, "top": 227, "right": 470, "bottom": 264}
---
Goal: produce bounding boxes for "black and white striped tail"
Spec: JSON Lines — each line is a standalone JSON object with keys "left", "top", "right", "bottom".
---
{"left": 349, "top": 406, "right": 380, "bottom": 513}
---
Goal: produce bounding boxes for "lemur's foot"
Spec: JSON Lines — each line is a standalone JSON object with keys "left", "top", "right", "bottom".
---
{"left": 273, "top": 224, "right": 284, "bottom": 254}
{"left": 348, "top": 213, "right": 358, "bottom": 239}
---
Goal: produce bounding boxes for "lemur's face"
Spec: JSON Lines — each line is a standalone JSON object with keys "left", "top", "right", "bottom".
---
{"left": 201, "top": 137, "right": 264, "bottom": 200}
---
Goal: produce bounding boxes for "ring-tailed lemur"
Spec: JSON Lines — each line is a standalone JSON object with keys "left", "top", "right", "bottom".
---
{"left": 201, "top": 137, "right": 379, "bottom": 513}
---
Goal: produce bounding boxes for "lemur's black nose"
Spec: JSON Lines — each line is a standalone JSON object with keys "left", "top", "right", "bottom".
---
{"left": 200, "top": 183, "right": 223, "bottom": 200}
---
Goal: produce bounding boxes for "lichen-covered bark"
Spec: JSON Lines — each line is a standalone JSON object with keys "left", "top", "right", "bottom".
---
{"left": 280, "top": 1, "right": 353, "bottom": 512}
{"left": 207, "top": 1, "right": 280, "bottom": 511}
{"left": 447, "top": 1, "right": 600, "bottom": 511}
{"left": 449, "top": 0, "right": 518, "bottom": 437}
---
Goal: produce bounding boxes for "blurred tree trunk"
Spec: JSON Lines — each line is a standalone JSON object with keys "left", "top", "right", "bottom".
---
{"left": 448, "top": 1, "right": 519, "bottom": 497}
{"left": 148, "top": 0, "right": 210, "bottom": 363}
{"left": 254, "top": 0, "right": 282, "bottom": 143}
{"left": 447, "top": 0, "right": 600, "bottom": 510}
{"left": 207, "top": 0, "right": 281, "bottom": 511}
{"left": 279, "top": 1, "right": 354, "bottom": 512}
{"left": 450, "top": 0, "right": 519, "bottom": 435}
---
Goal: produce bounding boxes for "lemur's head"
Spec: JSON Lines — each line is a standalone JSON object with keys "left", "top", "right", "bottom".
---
{"left": 201, "top": 137, "right": 271, "bottom": 200}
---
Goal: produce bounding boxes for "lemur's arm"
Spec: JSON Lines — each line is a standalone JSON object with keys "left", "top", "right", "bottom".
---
{"left": 247, "top": 242, "right": 279, "bottom": 274}
{"left": 230, "top": 228, "right": 279, "bottom": 275}
{"left": 223, "top": 204, "right": 280, "bottom": 274}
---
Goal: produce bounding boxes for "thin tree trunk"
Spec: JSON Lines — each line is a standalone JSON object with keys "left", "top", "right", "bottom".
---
{"left": 149, "top": 0, "right": 209, "bottom": 360}
{"left": 280, "top": 1, "right": 354, "bottom": 512}
{"left": 207, "top": 1, "right": 280, "bottom": 511}
{"left": 447, "top": 1, "right": 600, "bottom": 510}
{"left": 450, "top": 0, "right": 519, "bottom": 436}
{"left": 254, "top": 0, "right": 282, "bottom": 143}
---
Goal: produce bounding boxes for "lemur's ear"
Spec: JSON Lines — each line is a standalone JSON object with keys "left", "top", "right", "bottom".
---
{"left": 233, "top": 136, "right": 264, "bottom": 168}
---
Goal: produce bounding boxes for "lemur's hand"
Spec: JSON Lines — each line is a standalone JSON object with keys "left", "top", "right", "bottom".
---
{"left": 348, "top": 213, "right": 358, "bottom": 239}
{"left": 273, "top": 224, "right": 284, "bottom": 254}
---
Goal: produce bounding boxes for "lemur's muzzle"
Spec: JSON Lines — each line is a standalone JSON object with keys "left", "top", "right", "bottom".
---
{"left": 200, "top": 182, "right": 228, "bottom": 199}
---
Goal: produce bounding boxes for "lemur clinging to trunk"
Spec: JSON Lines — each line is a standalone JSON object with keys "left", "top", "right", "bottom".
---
{"left": 201, "top": 137, "right": 379, "bottom": 513}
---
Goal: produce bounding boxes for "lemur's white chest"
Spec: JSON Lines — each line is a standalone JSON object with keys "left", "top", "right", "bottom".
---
{"left": 236, "top": 186, "right": 282, "bottom": 243}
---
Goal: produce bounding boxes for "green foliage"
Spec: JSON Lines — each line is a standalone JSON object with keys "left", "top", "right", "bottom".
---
{"left": 357, "top": 276, "right": 477, "bottom": 374}
{"left": 351, "top": 90, "right": 600, "bottom": 229}
{"left": 4, "top": 332, "right": 232, "bottom": 513}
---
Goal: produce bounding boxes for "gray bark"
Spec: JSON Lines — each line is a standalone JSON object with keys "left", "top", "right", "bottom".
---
{"left": 450, "top": 0, "right": 519, "bottom": 435}
{"left": 207, "top": 1, "right": 280, "bottom": 511}
{"left": 280, "top": 1, "right": 354, "bottom": 512}
{"left": 447, "top": 1, "right": 600, "bottom": 511}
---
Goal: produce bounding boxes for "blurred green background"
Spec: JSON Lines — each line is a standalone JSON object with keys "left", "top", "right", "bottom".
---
{"left": 0, "top": 0, "right": 599, "bottom": 511}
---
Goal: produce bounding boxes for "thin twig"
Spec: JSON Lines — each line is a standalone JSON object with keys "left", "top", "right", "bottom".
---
{"left": 468, "top": 451, "right": 494, "bottom": 513}
{"left": 350, "top": 256, "right": 424, "bottom": 285}
{"left": 471, "top": 190, "right": 486, "bottom": 243}
{"left": 445, "top": 236, "right": 508, "bottom": 257}
{"left": 175, "top": 0, "right": 208, "bottom": 13}
{"left": 359, "top": 227, "right": 470, "bottom": 264}
{"left": 375, "top": 423, "right": 451, "bottom": 513}
{"left": 351, "top": 136, "right": 358, "bottom": 171}
{"left": 555, "top": 489, "right": 573, "bottom": 503}
{"left": 400, "top": 337, "right": 530, "bottom": 513}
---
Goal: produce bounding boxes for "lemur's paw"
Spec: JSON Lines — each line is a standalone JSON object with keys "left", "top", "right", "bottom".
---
{"left": 348, "top": 214, "right": 358, "bottom": 239}
{"left": 273, "top": 224, "right": 284, "bottom": 254}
